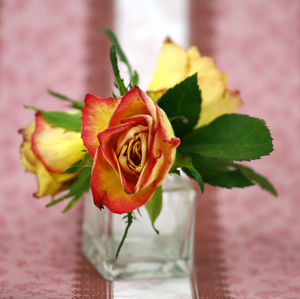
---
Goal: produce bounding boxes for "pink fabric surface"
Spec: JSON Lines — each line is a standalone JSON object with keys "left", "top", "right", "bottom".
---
{"left": 1, "top": 0, "right": 300, "bottom": 298}
{"left": 209, "top": 1, "right": 300, "bottom": 298}
{"left": 0, "top": 1, "right": 111, "bottom": 297}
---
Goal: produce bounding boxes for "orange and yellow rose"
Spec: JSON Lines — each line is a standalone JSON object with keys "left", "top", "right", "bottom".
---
{"left": 20, "top": 112, "right": 85, "bottom": 197}
{"left": 81, "top": 86, "right": 180, "bottom": 214}
{"left": 148, "top": 39, "right": 242, "bottom": 127}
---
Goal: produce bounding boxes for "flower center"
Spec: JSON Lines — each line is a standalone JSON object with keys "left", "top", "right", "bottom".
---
{"left": 127, "top": 137, "right": 142, "bottom": 168}
{"left": 118, "top": 132, "right": 147, "bottom": 176}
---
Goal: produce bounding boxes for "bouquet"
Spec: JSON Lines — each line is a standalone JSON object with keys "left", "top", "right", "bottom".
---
{"left": 19, "top": 29, "right": 276, "bottom": 259}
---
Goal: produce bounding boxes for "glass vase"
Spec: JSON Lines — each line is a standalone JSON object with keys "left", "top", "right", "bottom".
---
{"left": 82, "top": 174, "right": 196, "bottom": 281}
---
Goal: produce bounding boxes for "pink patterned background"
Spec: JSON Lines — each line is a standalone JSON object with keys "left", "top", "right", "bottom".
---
{"left": 0, "top": 1, "right": 112, "bottom": 297}
{"left": 0, "top": 0, "right": 299, "bottom": 298}
{"left": 214, "top": 1, "right": 300, "bottom": 297}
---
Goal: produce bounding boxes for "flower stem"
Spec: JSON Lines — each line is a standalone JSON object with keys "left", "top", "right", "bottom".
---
{"left": 115, "top": 212, "right": 133, "bottom": 259}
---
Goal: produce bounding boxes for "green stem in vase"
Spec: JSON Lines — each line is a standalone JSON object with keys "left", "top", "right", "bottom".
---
{"left": 116, "top": 212, "right": 134, "bottom": 259}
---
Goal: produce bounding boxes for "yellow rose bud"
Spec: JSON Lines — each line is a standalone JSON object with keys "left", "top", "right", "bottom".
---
{"left": 20, "top": 112, "right": 85, "bottom": 197}
{"left": 148, "top": 39, "right": 242, "bottom": 127}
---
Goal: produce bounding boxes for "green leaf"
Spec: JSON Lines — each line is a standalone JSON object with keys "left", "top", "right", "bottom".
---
{"left": 63, "top": 160, "right": 82, "bottom": 174}
{"left": 46, "top": 167, "right": 91, "bottom": 212}
{"left": 171, "top": 153, "right": 204, "bottom": 192}
{"left": 63, "top": 153, "right": 94, "bottom": 174}
{"left": 170, "top": 152, "right": 190, "bottom": 172}
{"left": 102, "top": 28, "right": 139, "bottom": 86}
{"left": 48, "top": 90, "right": 84, "bottom": 109}
{"left": 42, "top": 111, "right": 82, "bottom": 132}
{"left": 191, "top": 154, "right": 234, "bottom": 176}
{"left": 145, "top": 186, "right": 162, "bottom": 234}
{"left": 102, "top": 28, "right": 130, "bottom": 71}
{"left": 131, "top": 70, "right": 139, "bottom": 87}
{"left": 157, "top": 73, "right": 201, "bottom": 138}
{"left": 183, "top": 155, "right": 273, "bottom": 194}
{"left": 182, "top": 166, "right": 204, "bottom": 192}
{"left": 235, "top": 164, "right": 277, "bottom": 196}
{"left": 203, "top": 169, "right": 253, "bottom": 188}
{"left": 181, "top": 114, "right": 273, "bottom": 161}
{"left": 191, "top": 154, "right": 253, "bottom": 189}
{"left": 110, "top": 45, "right": 128, "bottom": 96}
{"left": 25, "top": 105, "right": 82, "bottom": 132}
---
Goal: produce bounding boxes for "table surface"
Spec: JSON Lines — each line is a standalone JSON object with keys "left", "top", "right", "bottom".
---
{"left": 0, "top": 0, "right": 300, "bottom": 298}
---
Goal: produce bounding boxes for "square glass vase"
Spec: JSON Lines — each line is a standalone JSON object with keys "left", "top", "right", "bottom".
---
{"left": 82, "top": 174, "right": 196, "bottom": 281}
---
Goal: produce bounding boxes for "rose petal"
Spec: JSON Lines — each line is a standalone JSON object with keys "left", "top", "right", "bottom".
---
{"left": 98, "top": 123, "right": 139, "bottom": 194}
{"left": 148, "top": 41, "right": 242, "bottom": 128}
{"left": 98, "top": 123, "right": 149, "bottom": 195}
{"left": 115, "top": 124, "right": 148, "bottom": 156}
{"left": 51, "top": 171, "right": 77, "bottom": 183}
{"left": 136, "top": 108, "right": 180, "bottom": 191}
{"left": 146, "top": 89, "right": 167, "bottom": 102}
{"left": 121, "top": 114, "right": 153, "bottom": 128}
{"left": 20, "top": 123, "right": 38, "bottom": 173}
{"left": 187, "top": 46, "right": 225, "bottom": 82}
{"left": 31, "top": 112, "right": 85, "bottom": 173}
{"left": 148, "top": 39, "right": 189, "bottom": 90}
{"left": 81, "top": 93, "right": 121, "bottom": 157}
{"left": 98, "top": 122, "right": 133, "bottom": 171}
{"left": 34, "top": 161, "right": 66, "bottom": 197}
{"left": 113, "top": 150, "right": 138, "bottom": 194}
{"left": 118, "top": 131, "right": 148, "bottom": 177}
{"left": 121, "top": 114, "right": 154, "bottom": 152}
{"left": 186, "top": 46, "right": 242, "bottom": 127}
{"left": 20, "top": 140, "right": 38, "bottom": 173}
{"left": 196, "top": 89, "right": 242, "bottom": 128}
{"left": 19, "top": 122, "right": 35, "bottom": 141}
{"left": 91, "top": 147, "right": 156, "bottom": 214}
{"left": 136, "top": 123, "right": 180, "bottom": 191}
{"left": 118, "top": 144, "right": 138, "bottom": 177}
{"left": 109, "top": 87, "right": 158, "bottom": 129}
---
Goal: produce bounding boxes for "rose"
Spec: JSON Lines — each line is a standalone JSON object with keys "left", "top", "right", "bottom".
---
{"left": 81, "top": 86, "right": 180, "bottom": 214}
{"left": 20, "top": 112, "right": 85, "bottom": 197}
{"left": 148, "top": 39, "right": 242, "bottom": 127}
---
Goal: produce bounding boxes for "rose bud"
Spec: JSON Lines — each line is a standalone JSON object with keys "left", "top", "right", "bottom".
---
{"left": 20, "top": 112, "right": 85, "bottom": 197}
{"left": 148, "top": 39, "right": 242, "bottom": 127}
